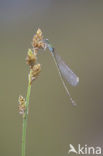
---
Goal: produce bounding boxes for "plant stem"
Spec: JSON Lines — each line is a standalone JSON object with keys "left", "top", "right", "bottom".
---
{"left": 22, "top": 70, "right": 32, "bottom": 156}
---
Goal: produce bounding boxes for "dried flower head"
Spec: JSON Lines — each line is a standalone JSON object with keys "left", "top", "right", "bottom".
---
{"left": 37, "top": 28, "right": 42, "bottom": 38}
{"left": 31, "top": 64, "right": 41, "bottom": 82}
{"left": 26, "top": 49, "right": 37, "bottom": 68}
{"left": 18, "top": 95, "right": 26, "bottom": 115}
{"left": 32, "top": 28, "right": 45, "bottom": 51}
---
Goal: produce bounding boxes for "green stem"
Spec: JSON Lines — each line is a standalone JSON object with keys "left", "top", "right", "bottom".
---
{"left": 22, "top": 70, "right": 32, "bottom": 156}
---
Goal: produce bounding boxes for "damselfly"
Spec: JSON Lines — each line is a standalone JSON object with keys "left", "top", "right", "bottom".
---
{"left": 44, "top": 39, "right": 79, "bottom": 105}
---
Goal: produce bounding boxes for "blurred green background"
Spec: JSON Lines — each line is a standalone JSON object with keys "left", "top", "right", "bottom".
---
{"left": 0, "top": 0, "right": 103, "bottom": 156}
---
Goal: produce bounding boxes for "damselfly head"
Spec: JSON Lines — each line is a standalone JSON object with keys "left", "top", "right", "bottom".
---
{"left": 43, "top": 39, "right": 54, "bottom": 52}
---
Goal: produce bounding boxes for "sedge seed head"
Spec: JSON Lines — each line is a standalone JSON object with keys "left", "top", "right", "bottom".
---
{"left": 31, "top": 64, "right": 41, "bottom": 82}
{"left": 26, "top": 49, "right": 37, "bottom": 68}
{"left": 18, "top": 95, "right": 26, "bottom": 115}
{"left": 32, "top": 28, "right": 45, "bottom": 51}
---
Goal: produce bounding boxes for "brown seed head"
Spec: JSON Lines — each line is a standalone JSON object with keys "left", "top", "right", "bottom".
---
{"left": 31, "top": 64, "right": 41, "bottom": 82}
{"left": 18, "top": 95, "right": 26, "bottom": 115}
{"left": 26, "top": 49, "right": 37, "bottom": 68}
{"left": 32, "top": 28, "right": 45, "bottom": 51}
{"left": 37, "top": 28, "right": 42, "bottom": 38}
